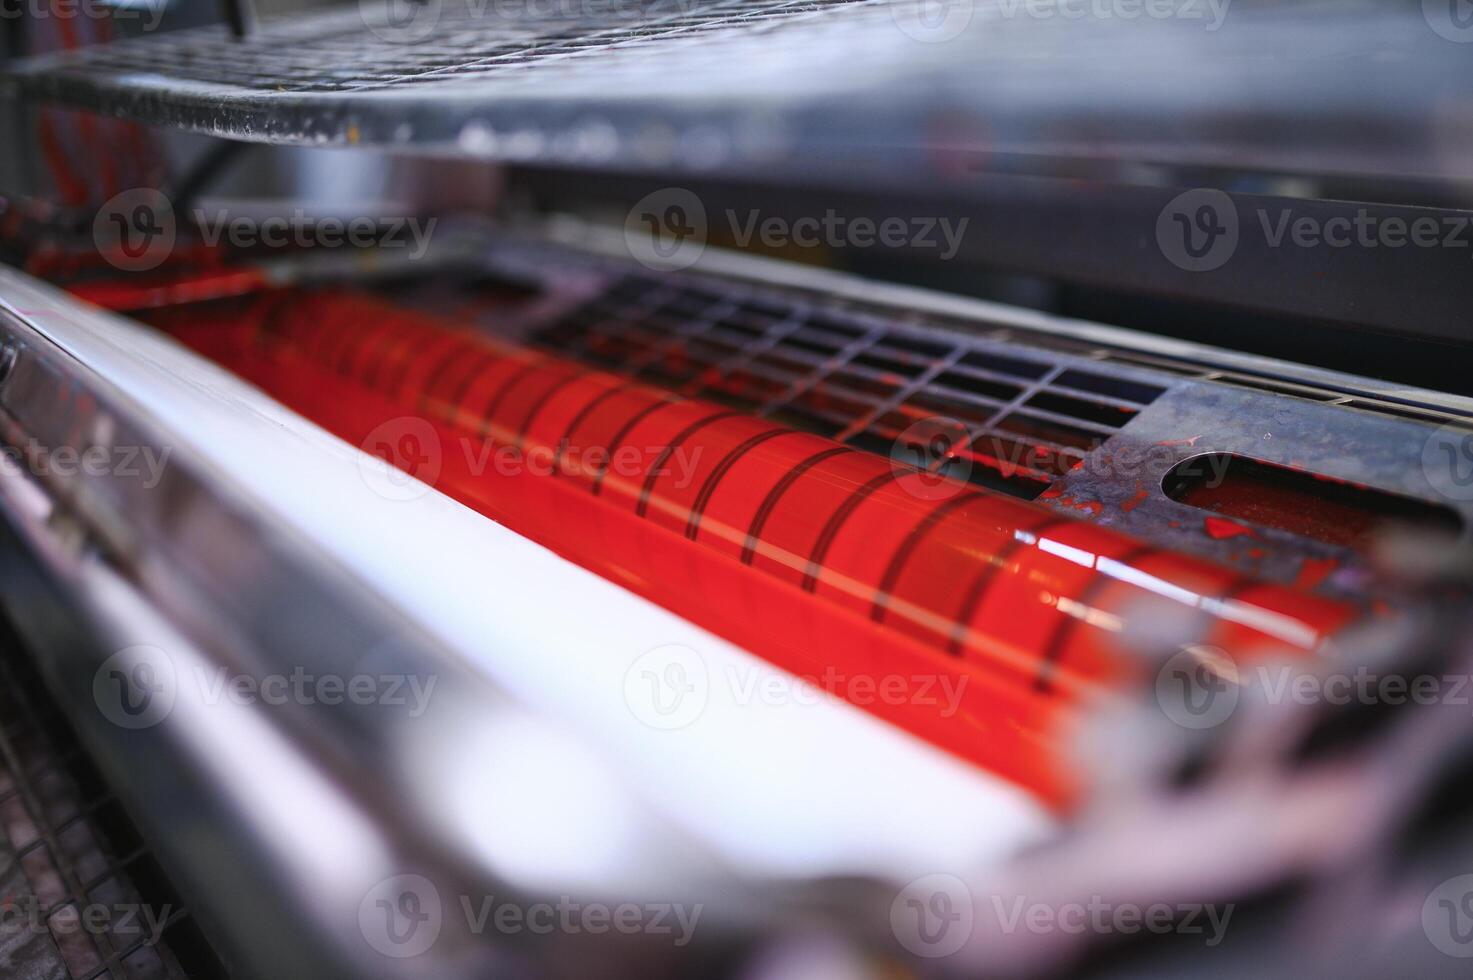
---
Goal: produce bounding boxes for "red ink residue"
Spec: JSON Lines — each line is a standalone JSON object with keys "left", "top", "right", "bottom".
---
{"left": 1046, "top": 493, "right": 1103, "bottom": 516}
{"left": 1121, "top": 488, "right": 1150, "bottom": 513}
{"left": 1293, "top": 556, "right": 1340, "bottom": 590}
{"left": 1204, "top": 516, "right": 1257, "bottom": 540}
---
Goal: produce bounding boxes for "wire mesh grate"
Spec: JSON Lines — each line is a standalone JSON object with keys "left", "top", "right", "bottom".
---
{"left": 497, "top": 239, "right": 1473, "bottom": 440}
{"left": 15, "top": 0, "right": 885, "bottom": 95}
{"left": 0, "top": 615, "right": 223, "bottom": 980}
{"left": 3, "top": 0, "right": 950, "bottom": 152}
{"left": 529, "top": 272, "right": 1166, "bottom": 499}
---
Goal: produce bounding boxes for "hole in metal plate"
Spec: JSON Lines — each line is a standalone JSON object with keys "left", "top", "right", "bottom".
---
{"left": 1162, "top": 453, "right": 1463, "bottom": 549}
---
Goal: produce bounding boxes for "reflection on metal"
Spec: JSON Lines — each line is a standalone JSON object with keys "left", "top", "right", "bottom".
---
{"left": 0, "top": 265, "right": 1050, "bottom": 977}
{"left": 8, "top": 1, "right": 1473, "bottom": 190}
{"left": 470, "top": 226, "right": 1473, "bottom": 590}
{"left": 955, "top": 576, "right": 1473, "bottom": 980}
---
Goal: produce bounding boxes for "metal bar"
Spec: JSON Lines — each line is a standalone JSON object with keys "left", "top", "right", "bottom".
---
{"left": 219, "top": 0, "right": 257, "bottom": 39}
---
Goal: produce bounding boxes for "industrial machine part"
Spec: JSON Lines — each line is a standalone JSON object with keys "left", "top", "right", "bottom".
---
{"left": 1, "top": 2, "right": 1472, "bottom": 978}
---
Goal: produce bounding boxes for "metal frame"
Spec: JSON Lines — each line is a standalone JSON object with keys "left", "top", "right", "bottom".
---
{"left": 0, "top": 216, "right": 1466, "bottom": 974}
{"left": 475, "top": 221, "right": 1473, "bottom": 586}
{"left": 516, "top": 219, "right": 1473, "bottom": 419}
{"left": 0, "top": 610, "right": 213, "bottom": 979}
{"left": 7, "top": 1, "right": 1472, "bottom": 187}
{"left": 9, "top": 2, "right": 1473, "bottom": 342}
{"left": 0, "top": 263, "right": 1050, "bottom": 977}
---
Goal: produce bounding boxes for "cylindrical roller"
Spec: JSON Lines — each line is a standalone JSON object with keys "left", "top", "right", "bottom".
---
{"left": 153, "top": 290, "right": 1360, "bottom": 805}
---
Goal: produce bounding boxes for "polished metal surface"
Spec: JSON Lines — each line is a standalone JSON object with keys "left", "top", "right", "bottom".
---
{"left": 468, "top": 222, "right": 1473, "bottom": 588}
{"left": 0, "top": 220, "right": 1466, "bottom": 975}
{"left": 5, "top": 1, "right": 1472, "bottom": 188}
{"left": 11, "top": 2, "right": 1473, "bottom": 341}
{"left": 949, "top": 589, "right": 1473, "bottom": 980}
{"left": 0, "top": 264, "right": 1048, "bottom": 977}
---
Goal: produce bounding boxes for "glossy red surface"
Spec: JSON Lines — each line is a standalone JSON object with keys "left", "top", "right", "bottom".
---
{"left": 154, "top": 290, "right": 1360, "bottom": 806}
